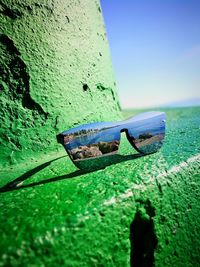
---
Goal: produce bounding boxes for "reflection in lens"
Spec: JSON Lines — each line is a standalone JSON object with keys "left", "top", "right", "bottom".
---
{"left": 63, "top": 122, "right": 120, "bottom": 161}
{"left": 127, "top": 113, "right": 166, "bottom": 154}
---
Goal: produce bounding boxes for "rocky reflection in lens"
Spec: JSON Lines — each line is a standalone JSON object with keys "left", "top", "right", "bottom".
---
{"left": 133, "top": 131, "right": 165, "bottom": 154}
{"left": 127, "top": 113, "right": 166, "bottom": 154}
{"left": 63, "top": 122, "right": 120, "bottom": 161}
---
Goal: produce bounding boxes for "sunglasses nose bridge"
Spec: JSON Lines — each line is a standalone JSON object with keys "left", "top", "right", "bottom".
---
{"left": 120, "top": 128, "right": 129, "bottom": 134}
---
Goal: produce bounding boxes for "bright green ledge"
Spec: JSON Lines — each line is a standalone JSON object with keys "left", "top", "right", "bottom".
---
{"left": 0, "top": 107, "right": 200, "bottom": 267}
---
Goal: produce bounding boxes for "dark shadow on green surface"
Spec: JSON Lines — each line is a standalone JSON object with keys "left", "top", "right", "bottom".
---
{"left": 0, "top": 156, "right": 66, "bottom": 193}
{"left": 130, "top": 200, "right": 158, "bottom": 267}
{"left": 0, "top": 153, "right": 145, "bottom": 193}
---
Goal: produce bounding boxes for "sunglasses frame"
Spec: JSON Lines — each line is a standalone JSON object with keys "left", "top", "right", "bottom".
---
{"left": 57, "top": 111, "right": 166, "bottom": 167}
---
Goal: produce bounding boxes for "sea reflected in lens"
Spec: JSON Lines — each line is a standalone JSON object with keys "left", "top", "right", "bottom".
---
{"left": 134, "top": 131, "right": 165, "bottom": 154}
{"left": 63, "top": 123, "right": 120, "bottom": 161}
{"left": 59, "top": 111, "right": 166, "bottom": 163}
{"left": 127, "top": 113, "right": 166, "bottom": 154}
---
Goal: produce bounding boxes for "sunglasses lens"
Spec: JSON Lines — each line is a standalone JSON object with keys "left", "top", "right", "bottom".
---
{"left": 127, "top": 112, "right": 166, "bottom": 154}
{"left": 63, "top": 122, "right": 120, "bottom": 161}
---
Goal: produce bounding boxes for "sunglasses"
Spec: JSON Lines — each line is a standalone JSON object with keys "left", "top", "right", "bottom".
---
{"left": 57, "top": 111, "right": 166, "bottom": 169}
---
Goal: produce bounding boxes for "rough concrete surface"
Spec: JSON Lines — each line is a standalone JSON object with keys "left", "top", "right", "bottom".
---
{"left": 0, "top": 107, "right": 200, "bottom": 266}
{"left": 1, "top": 0, "right": 200, "bottom": 266}
{"left": 0, "top": 0, "right": 121, "bottom": 167}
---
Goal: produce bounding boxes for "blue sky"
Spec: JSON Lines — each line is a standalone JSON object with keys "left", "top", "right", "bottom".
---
{"left": 100, "top": 0, "right": 200, "bottom": 108}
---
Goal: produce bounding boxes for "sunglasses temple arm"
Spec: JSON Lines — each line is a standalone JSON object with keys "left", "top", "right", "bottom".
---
{"left": 56, "top": 134, "right": 64, "bottom": 145}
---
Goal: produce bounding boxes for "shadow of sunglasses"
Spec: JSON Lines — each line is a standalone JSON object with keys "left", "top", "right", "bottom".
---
{"left": 57, "top": 111, "right": 166, "bottom": 169}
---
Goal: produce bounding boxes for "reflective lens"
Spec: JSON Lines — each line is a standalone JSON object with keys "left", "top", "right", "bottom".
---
{"left": 57, "top": 111, "right": 166, "bottom": 169}
{"left": 126, "top": 112, "right": 166, "bottom": 154}
{"left": 61, "top": 122, "right": 120, "bottom": 161}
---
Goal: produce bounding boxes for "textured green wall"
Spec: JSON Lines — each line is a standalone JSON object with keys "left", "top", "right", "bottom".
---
{"left": 0, "top": 0, "right": 121, "bottom": 167}
{"left": 0, "top": 108, "right": 199, "bottom": 266}
{"left": 1, "top": 1, "right": 200, "bottom": 267}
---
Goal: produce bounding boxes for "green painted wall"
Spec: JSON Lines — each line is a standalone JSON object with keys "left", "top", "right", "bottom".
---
{"left": 0, "top": 0, "right": 121, "bottom": 167}
{"left": 0, "top": 108, "right": 200, "bottom": 267}
{"left": 1, "top": 1, "right": 200, "bottom": 267}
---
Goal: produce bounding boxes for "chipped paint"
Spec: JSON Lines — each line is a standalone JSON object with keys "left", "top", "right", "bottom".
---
{"left": 0, "top": 0, "right": 121, "bottom": 168}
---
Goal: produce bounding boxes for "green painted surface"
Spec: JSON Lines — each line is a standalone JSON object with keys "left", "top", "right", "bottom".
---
{"left": 0, "top": 0, "right": 121, "bottom": 167}
{"left": 1, "top": 1, "right": 200, "bottom": 266}
{"left": 0, "top": 107, "right": 200, "bottom": 266}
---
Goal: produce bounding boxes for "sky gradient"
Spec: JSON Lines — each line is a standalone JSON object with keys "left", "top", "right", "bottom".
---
{"left": 100, "top": 0, "right": 200, "bottom": 108}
